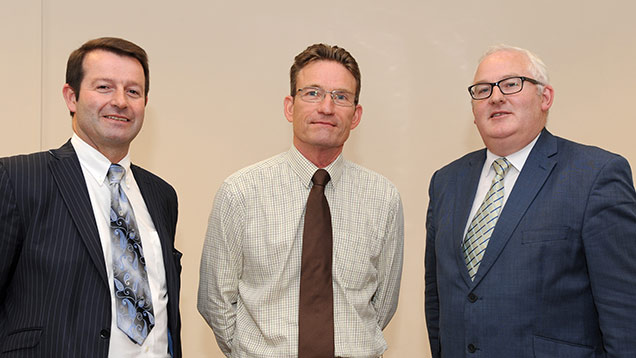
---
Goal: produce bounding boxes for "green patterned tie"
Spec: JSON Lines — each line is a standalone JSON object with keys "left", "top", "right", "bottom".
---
{"left": 463, "top": 157, "right": 511, "bottom": 280}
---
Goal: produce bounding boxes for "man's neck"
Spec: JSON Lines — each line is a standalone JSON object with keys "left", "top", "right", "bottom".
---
{"left": 293, "top": 143, "right": 342, "bottom": 168}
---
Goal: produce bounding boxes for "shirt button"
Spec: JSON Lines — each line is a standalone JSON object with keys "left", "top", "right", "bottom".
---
{"left": 468, "top": 293, "right": 478, "bottom": 302}
{"left": 468, "top": 343, "right": 477, "bottom": 353}
{"left": 100, "top": 329, "right": 110, "bottom": 339}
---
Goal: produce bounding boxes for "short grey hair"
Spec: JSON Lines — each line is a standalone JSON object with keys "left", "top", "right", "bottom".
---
{"left": 480, "top": 44, "right": 549, "bottom": 93}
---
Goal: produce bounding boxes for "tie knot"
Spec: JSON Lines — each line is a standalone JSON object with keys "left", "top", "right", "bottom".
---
{"left": 312, "top": 169, "right": 331, "bottom": 187}
{"left": 493, "top": 157, "right": 511, "bottom": 177}
{"left": 107, "top": 164, "right": 125, "bottom": 185}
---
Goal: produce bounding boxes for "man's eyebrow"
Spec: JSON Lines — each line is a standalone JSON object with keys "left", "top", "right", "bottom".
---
{"left": 472, "top": 73, "right": 523, "bottom": 84}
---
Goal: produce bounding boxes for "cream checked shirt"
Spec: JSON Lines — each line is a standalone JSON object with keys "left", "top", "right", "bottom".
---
{"left": 198, "top": 146, "right": 404, "bottom": 358}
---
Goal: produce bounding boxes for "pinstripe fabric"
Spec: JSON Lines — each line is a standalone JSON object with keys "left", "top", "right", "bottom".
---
{"left": 132, "top": 166, "right": 183, "bottom": 358}
{"left": 0, "top": 141, "right": 182, "bottom": 358}
{"left": 198, "top": 147, "right": 404, "bottom": 358}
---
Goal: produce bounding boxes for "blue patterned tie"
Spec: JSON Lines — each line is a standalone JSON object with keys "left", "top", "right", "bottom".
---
{"left": 463, "top": 157, "right": 511, "bottom": 280}
{"left": 107, "top": 164, "right": 154, "bottom": 345}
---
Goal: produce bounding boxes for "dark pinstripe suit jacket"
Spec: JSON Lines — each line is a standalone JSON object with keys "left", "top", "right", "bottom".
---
{"left": 0, "top": 141, "right": 182, "bottom": 358}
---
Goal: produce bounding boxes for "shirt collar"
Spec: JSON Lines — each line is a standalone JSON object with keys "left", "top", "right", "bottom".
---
{"left": 484, "top": 131, "right": 541, "bottom": 174}
{"left": 286, "top": 146, "right": 344, "bottom": 188}
{"left": 71, "top": 133, "right": 132, "bottom": 188}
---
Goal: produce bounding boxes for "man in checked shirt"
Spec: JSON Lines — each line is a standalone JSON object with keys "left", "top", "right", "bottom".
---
{"left": 198, "top": 43, "right": 404, "bottom": 358}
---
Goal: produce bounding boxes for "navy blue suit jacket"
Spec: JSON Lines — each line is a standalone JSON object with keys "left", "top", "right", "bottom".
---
{"left": 0, "top": 141, "right": 182, "bottom": 357}
{"left": 425, "top": 129, "right": 636, "bottom": 357}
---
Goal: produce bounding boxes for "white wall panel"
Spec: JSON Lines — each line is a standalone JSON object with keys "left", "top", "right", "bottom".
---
{"left": 4, "top": 1, "right": 636, "bottom": 356}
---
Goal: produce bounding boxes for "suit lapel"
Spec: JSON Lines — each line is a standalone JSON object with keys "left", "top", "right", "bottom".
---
{"left": 472, "top": 130, "right": 558, "bottom": 285}
{"left": 132, "top": 165, "right": 180, "bottom": 352}
{"left": 48, "top": 141, "right": 108, "bottom": 285}
{"left": 454, "top": 150, "right": 487, "bottom": 286}
{"left": 132, "top": 166, "right": 175, "bottom": 275}
{"left": 132, "top": 166, "right": 170, "bottom": 248}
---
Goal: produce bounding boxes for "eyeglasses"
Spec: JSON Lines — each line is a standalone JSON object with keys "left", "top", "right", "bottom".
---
{"left": 468, "top": 76, "right": 543, "bottom": 100}
{"left": 296, "top": 86, "right": 356, "bottom": 107}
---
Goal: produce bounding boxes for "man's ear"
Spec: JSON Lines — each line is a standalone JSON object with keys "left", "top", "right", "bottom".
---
{"left": 62, "top": 84, "right": 78, "bottom": 114}
{"left": 541, "top": 84, "right": 555, "bottom": 112}
{"left": 349, "top": 104, "right": 363, "bottom": 130}
{"left": 284, "top": 95, "right": 294, "bottom": 123}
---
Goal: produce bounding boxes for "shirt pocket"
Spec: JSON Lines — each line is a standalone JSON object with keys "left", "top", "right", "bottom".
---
{"left": 333, "top": 231, "right": 379, "bottom": 291}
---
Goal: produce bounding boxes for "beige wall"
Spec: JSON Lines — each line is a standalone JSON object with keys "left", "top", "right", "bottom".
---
{"left": 2, "top": 1, "right": 636, "bottom": 356}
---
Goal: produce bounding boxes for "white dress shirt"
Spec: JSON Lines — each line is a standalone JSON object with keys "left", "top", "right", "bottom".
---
{"left": 71, "top": 134, "right": 169, "bottom": 358}
{"left": 463, "top": 133, "right": 541, "bottom": 238}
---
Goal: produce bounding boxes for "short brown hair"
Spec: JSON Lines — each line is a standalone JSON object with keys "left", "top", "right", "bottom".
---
{"left": 290, "top": 43, "right": 361, "bottom": 105}
{"left": 66, "top": 37, "right": 149, "bottom": 101}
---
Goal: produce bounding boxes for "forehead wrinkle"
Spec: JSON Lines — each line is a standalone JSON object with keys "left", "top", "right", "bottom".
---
{"left": 473, "top": 72, "right": 528, "bottom": 85}
{"left": 82, "top": 51, "right": 145, "bottom": 87}
{"left": 297, "top": 61, "right": 357, "bottom": 93}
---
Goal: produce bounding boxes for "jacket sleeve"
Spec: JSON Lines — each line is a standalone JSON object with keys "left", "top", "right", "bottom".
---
{"left": 0, "top": 161, "right": 23, "bottom": 306}
{"left": 582, "top": 154, "right": 636, "bottom": 357}
{"left": 425, "top": 170, "right": 441, "bottom": 358}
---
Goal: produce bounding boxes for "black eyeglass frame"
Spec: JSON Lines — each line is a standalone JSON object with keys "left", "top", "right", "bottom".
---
{"left": 468, "top": 76, "right": 543, "bottom": 100}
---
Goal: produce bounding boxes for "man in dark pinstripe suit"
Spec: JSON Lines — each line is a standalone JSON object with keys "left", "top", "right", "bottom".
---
{"left": 0, "top": 37, "right": 182, "bottom": 357}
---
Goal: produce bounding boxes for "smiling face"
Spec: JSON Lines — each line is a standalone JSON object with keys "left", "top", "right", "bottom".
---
{"left": 63, "top": 49, "right": 147, "bottom": 163}
{"left": 284, "top": 60, "right": 362, "bottom": 166}
{"left": 471, "top": 50, "right": 554, "bottom": 156}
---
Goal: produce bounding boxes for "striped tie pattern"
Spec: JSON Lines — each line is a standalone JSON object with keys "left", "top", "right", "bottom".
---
{"left": 463, "top": 157, "right": 511, "bottom": 280}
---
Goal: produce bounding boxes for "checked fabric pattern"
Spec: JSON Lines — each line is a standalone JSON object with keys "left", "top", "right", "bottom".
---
{"left": 107, "top": 164, "right": 155, "bottom": 345}
{"left": 463, "top": 157, "right": 511, "bottom": 280}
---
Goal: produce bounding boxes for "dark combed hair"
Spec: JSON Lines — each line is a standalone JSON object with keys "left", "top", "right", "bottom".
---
{"left": 66, "top": 37, "right": 149, "bottom": 100}
{"left": 289, "top": 43, "right": 361, "bottom": 105}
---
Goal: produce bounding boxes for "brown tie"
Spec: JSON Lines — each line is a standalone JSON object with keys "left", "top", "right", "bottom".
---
{"left": 298, "top": 169, "right": 335, "bottom": 358}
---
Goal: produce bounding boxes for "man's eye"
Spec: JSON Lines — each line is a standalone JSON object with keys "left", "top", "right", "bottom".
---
{"left": 503, "top": 81, "right": 520, "bottom": 88}
{"left": 306, "top": 90, "right": 320, "bottom": 97}
{"left": 334, "top": 93, "right": 354, "bottom": 104}
{"left": 476, "top": 86, "right": 490, "bottom": 94}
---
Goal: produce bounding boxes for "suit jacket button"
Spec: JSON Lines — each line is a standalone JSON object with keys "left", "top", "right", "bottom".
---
{"left": 468, "top": 343, "right": 477, "bottom": 353}
{"left": 100, "top": 329, "right": 110, "bottom": 339}
{"left": 468, "top": 293, "right": 478, "bottom": 302}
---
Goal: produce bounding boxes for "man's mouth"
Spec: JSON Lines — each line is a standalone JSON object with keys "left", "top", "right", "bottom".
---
{"left": 312, "top": 121, "right": 336, "bottom": 127}
{"left": 490, "top": 111, "right": 511, "bottom": 119}
{"left": 104, "top": 115, "right": 129, "bottom": 122}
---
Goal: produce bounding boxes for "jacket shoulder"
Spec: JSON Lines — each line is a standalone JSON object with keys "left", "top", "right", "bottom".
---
{"left": 130, "top": 164, "right": 177, "bottom": 199}
{"left": 0, "top": 150, "right": 54, "bottom": 177}
{"left": 554, "top": 135, "right": 623, "bottom": 162}
{"left": 434, "top": 149, "right": 485, "bottom": 178}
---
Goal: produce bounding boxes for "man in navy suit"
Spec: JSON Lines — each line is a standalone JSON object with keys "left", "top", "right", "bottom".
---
{"left": 425, "top": 45, "right": 636, "bottom": 357}
{"left": 0, "top": 37, "right": 182, "bottom": 357}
